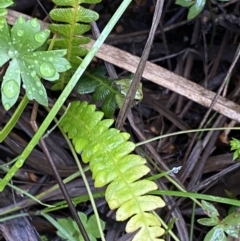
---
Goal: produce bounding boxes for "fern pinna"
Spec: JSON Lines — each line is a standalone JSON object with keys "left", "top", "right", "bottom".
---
{"left": 60, "top": 101, "right": 166, "bottom": 241}
{"left": 49, "top": 0, "right": 101, "bottom": 90}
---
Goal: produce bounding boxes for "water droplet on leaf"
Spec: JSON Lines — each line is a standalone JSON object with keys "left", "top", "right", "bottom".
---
{"left": 30, "top": 18, "right": 39, "bottom": 28}
{"left": 66, "top": 64, "right": 71, "bottom": 70}
{"left": 48, "top": 57, "right": 53, "bottom": 62}
{"left": 39, "top": 62, "right": 56, "bottom": 78}
{"left": 34, "top": 30, "right": 49, "bottom": 43}
{"left": 17, "top": 30, "right": 24, "bottom": 36}
{"left": 17, "top": 16, "right": 24, "bottom": 24}
{"left": 36, "top": 81, "right": 41, "bottom": 87}
{"left": 31, "top": 71, "right": 36, "bottom": 77}
{"left": 2, "top": 80, "right": 19, "bottom": 98}
{"left": 4, "top": 103, "right": 10, "bottom": 110}
{"left": 8, "top": 49, "right": 18, "bottom": 58}
{"left": 39, "top": 90, "right": 43, "bottom": 95}
{"left": 16, "top": 159, "right": 24, "bottom": 167}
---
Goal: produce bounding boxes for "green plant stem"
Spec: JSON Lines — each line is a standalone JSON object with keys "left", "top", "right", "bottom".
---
{"left": 136, "top": 126, "right": 240, "bottom": 147}
{"left": 0, "top": 213, "right": 29, "bottom": 222}
{"left": 0, "top": 0, "right": 133, "bottom": 191}
{"left": 0, "top": 178, "right": 53, "bottom": 207}
{"left": 0, "top": 95, "right": 28, "bottom": 142}
{"left": 151, "top": 190, "right": 240, "bottom": 207}
{"left": 190, "top": 202, "right": 196, "bottom": 241}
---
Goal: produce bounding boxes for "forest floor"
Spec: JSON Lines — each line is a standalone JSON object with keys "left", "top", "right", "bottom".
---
{"left": 1, "top": 0, "right": 240, "bottom": 240}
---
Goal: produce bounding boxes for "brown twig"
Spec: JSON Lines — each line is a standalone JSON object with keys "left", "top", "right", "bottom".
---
{"left": 115, "top": 0, "right": 165, "bottom": 129}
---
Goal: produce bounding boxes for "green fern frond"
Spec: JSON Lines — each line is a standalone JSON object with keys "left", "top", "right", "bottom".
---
{"left": 49, "top": 0, "right": 101, "bottom": 89}
{"left": 60, "top": 101, "right": 165, "bottom": 241}
{"left": 76, "top": 70, "right": 120, "bottom": 117}
{"left": 76, "top": 70, "right": 143, "bottom": 117}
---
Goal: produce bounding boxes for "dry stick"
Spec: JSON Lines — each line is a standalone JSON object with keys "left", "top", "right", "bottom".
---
{"left": 6, "top": 10, "right": 240, "bottom": 122}
{"left": 29, "top": 103, "right": 90, "bottom": 241}
{"left": 115, "top": 0, "right": 165, "bottom": 129}
{"left": 84, "top": 40, "right": 240, "bottom": 122}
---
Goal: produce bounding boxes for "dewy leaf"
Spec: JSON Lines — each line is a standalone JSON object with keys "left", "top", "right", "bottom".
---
{"left": 0, "top": 16, "right": 71, "bottom": 110}
{"left": 0, "top": 0, "right": 13, "bottom": 19}
{"left": 19, "top": 61, "right": 48, "bottom": 106}
{"left": 11, "top": 16, "right": 50, "bottom": 53}
{"left": 1, "top": 59, "right": 21, "bottom": 110}
{"left": 0, "top": 0, "right": 13, "bottom": 8}
{"left": 0, "top": 20, "right": 11, "bottom": 66}
{"left": 22, "top": 50, "right": 70, "bottom": 81}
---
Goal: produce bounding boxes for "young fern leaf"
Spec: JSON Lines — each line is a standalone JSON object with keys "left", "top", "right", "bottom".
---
{"left": 76, "top": 70, "right": 143, "bottom": 117}
{"left": 60, "top": 101, "right": 165, "bottom": 241}
{"left": 49, "top": 0, "right": 101, "bottom": 90}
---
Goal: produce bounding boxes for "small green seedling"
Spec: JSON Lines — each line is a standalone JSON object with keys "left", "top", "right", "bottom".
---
{"left": 0, "top": 16, "right": 71, "bottom": 110}
{"left": 230, "top": 138, "right": 240, "bottom": 160}
{"left": 57, "top": 212, "right": 105, "bottom": 241}
{"left": 198, "top": 200, "right": 240, "bottom": 241}
{"left": 76, "top": 70, "right": 143, "bottom": 117}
